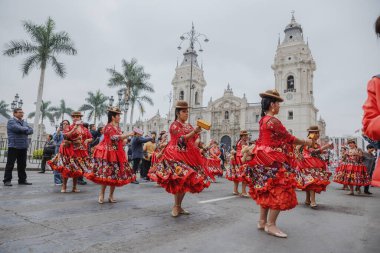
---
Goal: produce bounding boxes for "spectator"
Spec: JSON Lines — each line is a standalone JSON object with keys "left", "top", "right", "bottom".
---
{"left": 363, "top": 144, "right": 377, "bottom": 194}
{"left": 77, "top": 122, "right": 89, "bottom": 185}
{"left": 131, "top": 128, "right": 153, "bottom": 184}
{"left": 52, "top": 120, "right": 69, "bottom": 185}
{"left": 220, "top": 144, "right": 226, "bottom": 171}
{"left": 3, "top": 108, "right": 33, "bottom": 186}
{"left": 38, "top": 134, "right": 55, "bottom": 173}
{"left": 141, "top": 132, "right": 157, "bottom": 181}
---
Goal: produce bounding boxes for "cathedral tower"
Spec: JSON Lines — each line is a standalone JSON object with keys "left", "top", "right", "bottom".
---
{"left": 272, "top": 13, "right": 319, "bottom": 137}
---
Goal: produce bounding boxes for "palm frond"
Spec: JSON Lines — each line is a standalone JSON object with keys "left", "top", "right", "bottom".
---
{"left": 49, "top": 56, "right": 66, "bottom": 77}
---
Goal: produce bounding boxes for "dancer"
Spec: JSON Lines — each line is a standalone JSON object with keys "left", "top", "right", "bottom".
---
{"left": 362, "top": 15, "right": 380, "bottom": 187}
{"left": 85, "top": 107, "right": 136, "bottom": 203}
{"left": 333, "top": 139, "right": 370, "bottom": 195}
{"left": 151, "top": 130, "right": 168, "bottom": 166}
{"left": 245, "top": 89, "right": 312, "bottom": 238}
{"left": 207, "top": 140, "right": 224, "bottom": 178}
{"left": 225, "top": 130, "right": 249, "bottom": 197}
{"left": 48, "top": 112, "right": 93, "bottom": 193}
{"left": 295, "top": 126, "right": 333, "bottom": 208}
{"left": 148, "top": 100, "right": 211, "bottom": 217}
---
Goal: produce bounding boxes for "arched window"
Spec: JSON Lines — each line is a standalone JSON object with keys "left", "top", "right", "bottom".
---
{"left": 195, "top": 91, "right": 199, "bottom": 105}
{"left": 179, "top": 90, "right": 184, "bottom": 100}
{"left": 287, "top": 75, "right": 295, "bottom": 91}
{"left": 225, "top": 111, "right": 229, "bottom": 120}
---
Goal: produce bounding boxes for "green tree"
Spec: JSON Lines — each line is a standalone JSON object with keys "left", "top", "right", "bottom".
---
{"left": 107, "top": 58, "right": 154, "bottom": 130}
{"left": 129, "top": 86, "right": 154, "bottom": 127}
{"left": 51, "top": 99, "right": 73, "bottom": 122}
{"left": 0, "top": 100, "right": 11, "bottom": 119}
{"left": 79, "top": 90, "right": 108, "bottom": 125}
{"left": 28, "top": 100, "right": 55, "bottom": 126}
{"left": 3, "top": 17, "right": 77, "bottom": 141}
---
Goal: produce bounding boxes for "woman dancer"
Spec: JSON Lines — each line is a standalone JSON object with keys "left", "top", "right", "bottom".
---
{"left": 48, "top": 111, "right": 93, "bottom": 193}
{"left": 245, "top": 89, "right": 312, "bottom": 238}
{"left": 295, "top": 126, "right": 333, "bottom": 208}
{"left": 206, "top": 140, "right": 224, "bottom": 178}
{"left": 226, "top": 130, "right": 249, "bottom": 197}
{"left": 148, "top": 101, "right": 211, "bottom": 217}
{"left": 85, "top": 107, "right": 136, "bottom": 203}
{"left": 151, "top": 130, "right": 168, "bottom": 166}
{"left": 333, "top": 139, "right": 370, "bottom": 195}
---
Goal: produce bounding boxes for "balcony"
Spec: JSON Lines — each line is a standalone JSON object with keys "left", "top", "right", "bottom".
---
{"left": 284, "top": 88, "right": 296, "bottom": 93}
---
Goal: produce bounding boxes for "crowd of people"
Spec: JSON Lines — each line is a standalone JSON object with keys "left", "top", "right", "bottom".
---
{"left": 2, "top": 15, "right": 380, "bottom": 240}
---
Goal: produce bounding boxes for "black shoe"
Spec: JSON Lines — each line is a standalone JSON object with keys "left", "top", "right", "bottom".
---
{"left": 4, "top": 181, "right": 12, "bottom": 186}
{"left": 131, "top": 180, "right": 140, "bottom": 184}
{"left": 38, "top": 171, "right": 45, "bottom": 174}
{"left": 364, "top": 191, "right": 373, "bottom": 195}
{"left": 77, "top": 181, "right": 87, "bottom": 185}
{"left": 18, "top": 181, "right": 32, "bottom": 185}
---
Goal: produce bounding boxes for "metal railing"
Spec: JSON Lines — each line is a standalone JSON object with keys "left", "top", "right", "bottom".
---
{"left": 0, "top": 138, "right": 47, "bottom": 165}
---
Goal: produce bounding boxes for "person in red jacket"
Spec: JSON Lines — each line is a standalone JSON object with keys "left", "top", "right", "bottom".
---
{"left": 362, "top": 16, "right": 380, "bottom": 187}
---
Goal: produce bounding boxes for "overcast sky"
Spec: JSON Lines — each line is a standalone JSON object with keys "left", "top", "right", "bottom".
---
{"left": 1, "top": 0, "right": 379, "bottom": 136}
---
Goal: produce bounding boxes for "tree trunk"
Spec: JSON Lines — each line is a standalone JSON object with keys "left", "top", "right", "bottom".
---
{"left": 94, "top": 111, "right": 97, "bottom": 126}
{"left": 32, "top": 66, "right": 46, "bottom": 144}
{"left": 129, "top": 103, "right": 135, "bottom": 132}
{"left": 123, "top": 110, "right": 128, "bottom": 132}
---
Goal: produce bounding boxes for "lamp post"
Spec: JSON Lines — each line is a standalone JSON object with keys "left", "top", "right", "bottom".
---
{"left": 115, "top": 89, "right": 130, "bottom": 132}
{"left": 177, "top": 23, "right": 209, "bottom": 121}
{"left": 11, "top": 93, "right": 23, "bottom": 110}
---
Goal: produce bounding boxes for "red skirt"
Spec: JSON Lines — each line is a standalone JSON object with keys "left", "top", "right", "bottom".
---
{"left": 206, "top": 157, "right": 223, "bottom": 178}
{"left": 48, "top": 153, "right": 88, "bottom": 178}
{"left": 148, "top": 159, "right": 211, "bottom": 194}
{"left": 245, "top": 165, "right": 297, "bottom": 211}
{"left": 296, "top": 167, "right": 331, "bottom": 193}
{"left": 226, "top": 159, "right": 245, "bottom": 182}
{"left": 333, "top": 163, "right": 371, "bottom": 186}
{"left": 85, "top": 158, "right": 135, "bottom": 186}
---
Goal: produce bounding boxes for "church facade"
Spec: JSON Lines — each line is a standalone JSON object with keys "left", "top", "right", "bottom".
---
{"left": 134, "top": 14, "right": 326, "bottom": 149}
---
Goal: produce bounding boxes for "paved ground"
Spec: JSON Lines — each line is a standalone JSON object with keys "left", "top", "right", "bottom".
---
{"left": 0, "top": 171, "right": 379, "bottom": 253}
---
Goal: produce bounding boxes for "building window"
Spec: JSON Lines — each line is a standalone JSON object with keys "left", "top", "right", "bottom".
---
{"left": 255, "top": 114, "right": 259, "bottom": 123}
{"left": 286, "top": 75, "right": 295, "bottom": 91}
{"left": 225, "top": 111, "right": 229, "bottom": 120}
{"left": 288, "top": 111, "right": 293, "bottom": 120}
{"left": 179, "top": 90, "right": 184, "bottom": 100}
{"left": 195, "top": 91, "right": 199, "bottom": 105}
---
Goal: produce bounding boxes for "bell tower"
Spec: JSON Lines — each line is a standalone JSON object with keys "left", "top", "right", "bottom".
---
{"left": 271, "top": 12, "right": 319, "bottom": 137}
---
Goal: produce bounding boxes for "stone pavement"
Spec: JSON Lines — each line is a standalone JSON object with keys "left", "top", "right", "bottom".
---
{"left": 0, "top": 171, "right": 379, "bottom": 253}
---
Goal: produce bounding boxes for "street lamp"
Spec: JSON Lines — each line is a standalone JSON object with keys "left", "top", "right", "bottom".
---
{"left": 177, "top": 23, "right": 209, "bottom": 120}
{"left": 11, "top": 93, "right": 23, "bottom": 109}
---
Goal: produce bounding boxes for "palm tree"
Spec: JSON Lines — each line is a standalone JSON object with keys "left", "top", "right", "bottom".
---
{"left": 28, "top": 100, "right": 55, "bottom": 126}
{"left": 129, "top": 86, "right": 154, "bottom": 128}
{"left": 0, "top": 100, "right": 11, "bottom": 119}
{"left": 107, "top": 58, "right": 153, "bottom": 130}
{"left": 3, "top": 17, "right": 77, "bottom": 142}
{"left": 79, "top": 90, "right": 108, "bottom": 125}
{"left": 51, "top": 99, "right": 73, "bottom": 122}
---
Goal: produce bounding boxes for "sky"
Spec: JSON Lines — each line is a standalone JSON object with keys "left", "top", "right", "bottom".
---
{"left": 0, "top": 0, "right": 379, "bottom": 136}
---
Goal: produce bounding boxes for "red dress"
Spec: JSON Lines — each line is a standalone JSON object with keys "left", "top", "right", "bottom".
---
{"left": 85, "top": 124, "right": 135, "bottom": 186}
{"left": 245, "top": 115, "right": 298, "bottom": 210}
{"left": 295, "top": 143, "right": 331, "bottom": 193}
{"left": 333, "top": 148, "right": 370, "bottom": 186}
{"left": 206, "top": 145, "right": 223, "bottom": 177}
{"left": 362, "top": 76, "right": 380, "bottom": 187}
{"left": 148, "top": 120, "right": 211, "bottom": 194}
{"left": 226, "top": 139, "right": 247, "bottom": 182}
{"left": 48, "top": 124, "right": 92, "bottom": 178}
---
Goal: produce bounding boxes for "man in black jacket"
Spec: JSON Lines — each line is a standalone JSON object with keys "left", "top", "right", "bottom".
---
{"left": 39, "top": 134, "right": 55, "bottom": 173}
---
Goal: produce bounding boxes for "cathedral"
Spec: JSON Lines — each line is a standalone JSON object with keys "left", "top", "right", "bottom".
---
{"left": 134, "top": 14, "right": 326, "bottom": 149}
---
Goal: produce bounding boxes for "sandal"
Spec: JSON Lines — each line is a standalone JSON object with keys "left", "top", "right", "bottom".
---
{"left": 98, "top": 195, "right": 104, "bottom": 204}
{"left": 310, "top": 202, "right": 318, "bottom": 208}
{"left": 257, "top": 220, "right": 266, "bottom": 230}
{"left": 108, "top": 198, "right": 117, "bottom": 203}
{"left": 180, "top": 208, "right": 191, "bottom": 215}
{"left": 240, "top": 193, "right": 250, "bottom": 198}
{"left": 264, "top": 223, "right": 287, "bottom": 238}
{"left": 171, "top": 205, "right": 180, "bottom": 217}
{"left": 232, "top": 191, "right": 240, "bottom": 195}
{"left": 304, "top": 201, "right": 311, "bottom": 206}
{"left": 72, "top": 188, "right": 80, "bottom": 193}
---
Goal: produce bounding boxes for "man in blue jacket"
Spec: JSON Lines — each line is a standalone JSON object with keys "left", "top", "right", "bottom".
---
{"left": 3, "top": 108, "right": 33, "bottom": 186}
{"left": 130, "top": 128, "right": 153, "bottom": 184}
